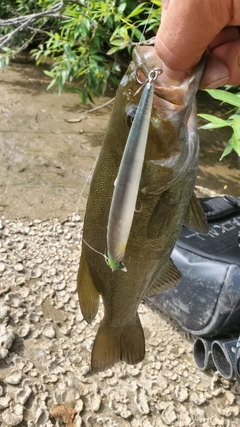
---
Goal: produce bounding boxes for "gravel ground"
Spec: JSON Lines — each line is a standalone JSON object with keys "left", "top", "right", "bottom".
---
{"left": 0, "top": 60, "right": 240, "bottom": 427}
{"left": 1, "top": 213, "right": 240, "bottom": 427}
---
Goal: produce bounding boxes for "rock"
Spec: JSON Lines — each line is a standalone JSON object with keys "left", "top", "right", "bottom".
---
{"left": 0, "top": 305, "right": 9, "bottom": 320}
{"left": 162, "top": 404, "right": 177, "bottom": 425}
{"left": 0, "top": 395, "right": 11, "bottom": 409}
{"left": 134, "top": 389, "right": 149, "bottom": 415}
{"left": 4, "top": 292, "right": 22, "bottom": 308}
{"left": 18, "top": 323, "right": 31, "bottom": 338}
{"left": 15, "top": 386, "right": 32, "bottom": 405}
{"left": 2, "top": 403, "right": 24, "bottom": 426}
{"left": 175, "top": 385, "right": 189, "bottom": 402}
{"left": 35, "top": 407, "right": 49, "bottom": 426}
{"left": 0, "top": 262, "right": 6, "bottom": 273}
{"left": 6, "top": 369, "right": 22, "bottom": 385}
{"left": 0, "top": 325, "right": 14, "bottom": 358}
{"left": 191, "top": 392, "right": 206, "bottom": 406}
{"left": 14, "top": 263, "right": 25, "bottom": 272}
{"left": 90, "top": 393, "right": 101, "bottom": 412}
{"left": 42, "top": 322, "right": 55, "bottom": 339}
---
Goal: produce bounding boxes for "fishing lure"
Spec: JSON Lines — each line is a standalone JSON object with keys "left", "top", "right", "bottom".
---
{"left": 107, "top": 68, "right": 162, "bottom": 272}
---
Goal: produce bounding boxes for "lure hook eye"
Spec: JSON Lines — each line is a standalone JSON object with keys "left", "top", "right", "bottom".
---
{"left": 134, "top": 67, "right": 163, "bottom": 97}
{"left": 148, "top": 68, "right": 163, "bottom": 83}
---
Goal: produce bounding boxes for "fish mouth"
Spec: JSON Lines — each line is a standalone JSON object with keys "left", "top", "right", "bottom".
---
{"left": 132, "top": 46, "right": 205, "bottom": 114}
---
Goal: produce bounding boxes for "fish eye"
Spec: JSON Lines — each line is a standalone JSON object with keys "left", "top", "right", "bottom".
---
{"left": 125, "top": 106, "right": 137, "bottom": 128}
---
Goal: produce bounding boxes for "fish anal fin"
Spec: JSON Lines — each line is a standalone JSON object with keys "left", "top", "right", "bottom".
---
{"left": 184, "top": 193, "right": 209, "bottom": 234}
{"left": 91, "top": 315, "right": 145, "bottom": 373}
{"left": 147, "top": 191, "right": 178, "bottom": 239}
{"left": 146, "top": 258, "right": 181, "bottom": 297}
{"left": 77, "top": 252, "right": 100, "bottom": 324}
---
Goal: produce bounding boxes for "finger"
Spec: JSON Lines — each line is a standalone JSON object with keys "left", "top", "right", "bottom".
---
{"left": 199, "top": 54, "right": 230, "bottom": 88}
{"left": 212, "top": 39, "right": 240, "bottom": 85}
{"left": 208, "top": 27, "right": 240, "bottom": 50}
{"left": 155, "top": 0, "right": 233, "bottom": 72}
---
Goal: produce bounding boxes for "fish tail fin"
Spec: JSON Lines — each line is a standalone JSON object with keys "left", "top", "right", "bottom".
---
{"left": 91, "top": 315, "right": 145, "bottom": 372}
{"left": 77, "top": 251, "right": 100, "bottom": 323}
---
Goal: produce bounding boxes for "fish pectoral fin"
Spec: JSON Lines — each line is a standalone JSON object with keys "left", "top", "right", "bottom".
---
{"left": 147, "top": 191, "right": 178, "bottom": 239}
{"left": 145, "top": 258, "right": 181, "bottom": 297}
{"left": 184, "top": 193, "right": 209, "bottom": 234}
{"left": 77, "top": 251, "right": 100, "bottom": 324}
{"left": 91, "top": 315, "right": 145, "bottom": 373}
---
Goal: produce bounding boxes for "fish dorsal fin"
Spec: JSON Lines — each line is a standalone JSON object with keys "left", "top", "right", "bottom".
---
{"left": 184, "top": 193, "right": 209, "bottom": 234}
{"left": 146, "top": 258, "right": 181, "bottom": 297}
{"left": 147, "top": 190, "right": 179, "bottom": 239}
{"left": 77, "top": 250, "right": 100, "bottom": 324}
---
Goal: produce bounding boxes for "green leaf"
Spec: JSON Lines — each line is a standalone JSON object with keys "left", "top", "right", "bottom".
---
{"left": 232, "top": 116, "right": 240, "bottom": 155}
{"left": 131, "top": 27, "right": 142, "bottom": 41}
{"left": 199, "top": 123, "right": 229, "bottom": 130}
{"left": 220, "top": 138, "right": 234, "bottom": 160}
{"left": 127, "top": 3, "right": 146, "bottom": 18}
{"left": 81, "top": 87, "right": 89, "bottom": 104}
{"left": 198, "top": 113, "right": 231, "bottom": 129}
{"left": 107, "top": 46, "right": 122, "bottom": 55}
{"left": 118, "top": 3, "right": 126, "bottom": 14}
{"left": 101, "top": 1, "right": 107, "bottom": 12}
{"left": 47, "top": 78, "right": 57, "bottom": 90}
{"left": 198, "top": 114, "right": 230, "bottom": 125}
{"left": 110, "top": 38, "right": 125, "bottom": 47}
{"left": 44, "top": 70, "right": 54, "bottom": 77}
{"left": 205, "top": 89, "right": 240, "bottom": 108}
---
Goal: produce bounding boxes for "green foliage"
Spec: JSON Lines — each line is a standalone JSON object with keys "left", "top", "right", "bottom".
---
{"left": 0, "top": 0, "right": 161, "bottom": 103}
{"left": 34, "top": 0, "right": 161, "bottom": 103}
{"left": 0, "top": 0, "right": 60, "bottom": 68}
{"left": 198, "top": 89, "right": 240, "bottom": 159}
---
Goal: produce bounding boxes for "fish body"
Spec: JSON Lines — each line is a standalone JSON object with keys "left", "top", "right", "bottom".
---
{"left": 78, "top": 46, "right": 208, "bottom": 372}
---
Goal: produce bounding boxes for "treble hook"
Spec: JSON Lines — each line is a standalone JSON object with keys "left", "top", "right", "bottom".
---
{"left": 134, "top": 67, "right": 163, "bottom": 97}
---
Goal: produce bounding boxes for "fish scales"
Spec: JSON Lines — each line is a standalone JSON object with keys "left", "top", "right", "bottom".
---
{"left": 77, "top": 46, "right": 208, "bottom": 373}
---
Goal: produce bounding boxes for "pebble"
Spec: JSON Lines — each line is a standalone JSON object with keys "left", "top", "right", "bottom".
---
{"left": 0, "top": 306, "right": 9, "bottom": 320}
{"left": 4, "top": 292, "right": 22, "bottom": 308}
{"left": 175, "top": 385, "right": 189, "bottom": 402}
{"left": 0, "top": 395, "right": 11, "bottom": 409}
{"left": 6, "top": 370, "right": 22, "bottom": 385}
{"left": 191, "top": 392, "right": 206, "bottom": 406}
{"left": 0, "top": 325, "right": 14, "bottom": 358}
{"left": 42, "top": 321, "right": 55, "bottom": 339}
{"left": 0, "top": 262, "right": 5, "bottom": 273}
{"left": 18, "top": 323, "right": 31, "bottom": 338}
{"left": 90, "top": 393, "right": 102, "bottom": 412}
{"left": 15, "top": 386, "right": 32, "bottom": 405}
{"left": 31, "top": 267, "right": 43, "bottom": 278}
{"left": 14, "top": 263, "right": 25, "bottom": 272}
{"left": 2, "top": 403, "right": 24, "bottom": 426}
{"left": 162, "top": 404, "right": 177, "bottom": 425}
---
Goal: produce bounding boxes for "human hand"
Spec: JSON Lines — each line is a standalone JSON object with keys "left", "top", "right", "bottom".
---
{"left": 155, "top": 0, "right": 240, "bottom": 88}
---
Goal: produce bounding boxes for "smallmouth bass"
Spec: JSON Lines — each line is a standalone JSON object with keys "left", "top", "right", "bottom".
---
{"left": 77, "top": 46, "right": 208, "bottom": 373}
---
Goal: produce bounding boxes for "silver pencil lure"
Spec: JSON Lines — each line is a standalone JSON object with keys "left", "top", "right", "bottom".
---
{"left": 107, "top": 68, "right": 162, "bottom": 272}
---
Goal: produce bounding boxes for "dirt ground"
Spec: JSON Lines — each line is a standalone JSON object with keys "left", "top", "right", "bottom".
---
{"left": 0, "top": 60, "right": 240, "bottom": 427}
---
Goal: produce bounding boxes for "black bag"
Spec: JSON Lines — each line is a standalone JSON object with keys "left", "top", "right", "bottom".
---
{"left": 148, "top": 196, "right": 240, "bottom": 379}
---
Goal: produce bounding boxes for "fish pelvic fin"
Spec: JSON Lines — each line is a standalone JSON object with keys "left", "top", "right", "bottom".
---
{"left": 91, "top": 315, "right": 145, "bottom": 373}
{"left": 184, "top": 193, "right": 209, "bottom": 234}
{"left": 146, "top": 258, "right": 181, "bottom": 297}
{"left": 77, "top": 252, "right": 100, "bottom": 324}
